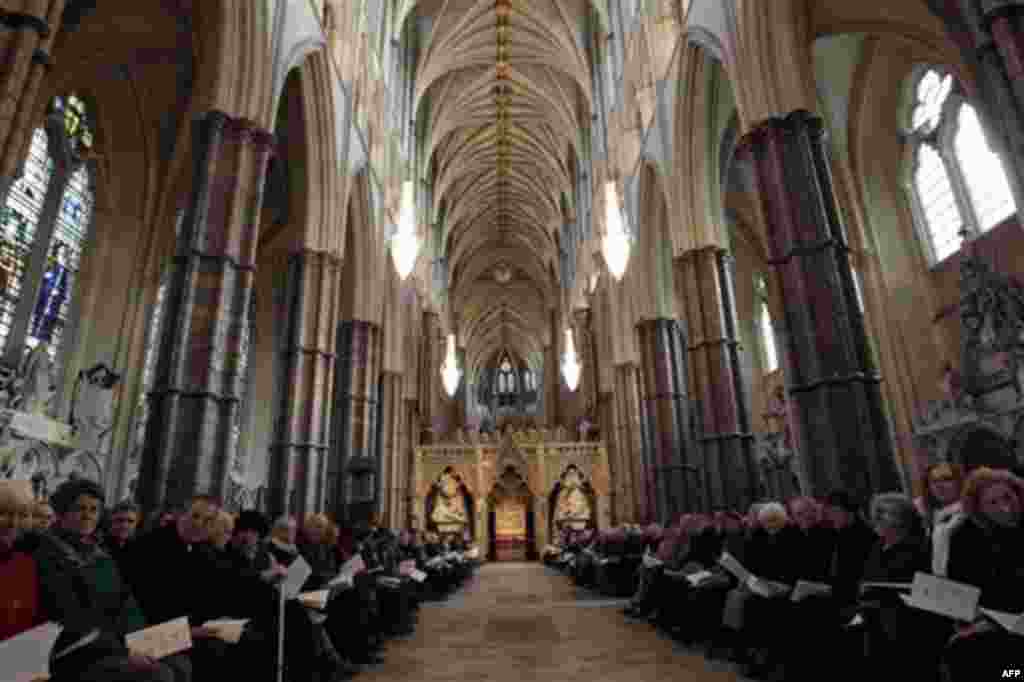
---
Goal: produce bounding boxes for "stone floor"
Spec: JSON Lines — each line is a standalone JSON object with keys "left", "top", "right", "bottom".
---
{"left": 360, "top": 562, "right": 750, "bottom": 682}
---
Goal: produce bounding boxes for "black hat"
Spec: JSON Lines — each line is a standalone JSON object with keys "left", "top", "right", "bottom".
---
{"left": 235, "top": 510, "right": 270, "bottom": 537}
{"left": 51, "top": 478, "right": 105, "bottom": 514}
{"left": 826, "top": 489, "right": 861, "bottom": 514}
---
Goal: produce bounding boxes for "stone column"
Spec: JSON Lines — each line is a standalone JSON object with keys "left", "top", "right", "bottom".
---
{"left": 674, "top": 247, "right": 759, "bottom": 513}
{"left": 450, "top": 346, "right": 466, "bottom": 431}
{"left": 635, "top": 318, "right": 693, "bottom": 521}
{"left": 402, "top": 397, "right": 418, "bottom": 527}
{"left": 613, "top": 363, "right": 645, "bottom": 522}
{"left": 330, "top": 319, "right": 382, "bottom": 523}
{"left": 597, "top": 390, "right": 620, "bottom": 523}
{"left": 377, "top": 370, "right": 402, "bottom": 527}
{"left": 0, "top": 0, "right": 64, "bottom": 202}
{"left": 736, "top": 110, "right": 901, "bottom": 502}
{"left": 137, "top": 111, "right": 275, "bottom": 513}
{"left": 573, "top": 309, "right": 598, "bottom": 420}
{"left": 419, "top": 311, "right": 441, "bottom": 442}
{"left": 267, "top": 249, "right": 341, "bottom": 517}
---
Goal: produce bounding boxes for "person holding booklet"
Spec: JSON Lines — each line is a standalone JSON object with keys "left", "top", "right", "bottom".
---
{"left": 31, "top": 478, "right": 190, "bottom": 682}
{"left": 943, "top": 467, "right": 1024, "bottom": 681}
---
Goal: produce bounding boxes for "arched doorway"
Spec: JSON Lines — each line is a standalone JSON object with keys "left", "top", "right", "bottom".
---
{"left": 486, "top": 465, "right": 536, "bottom": 561}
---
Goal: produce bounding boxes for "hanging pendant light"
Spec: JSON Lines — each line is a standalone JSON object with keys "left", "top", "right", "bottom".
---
{"left": 391, "top": 180, "right": 420, "bottom": 280}
{"left": 561, "top": 328, "right": 581, "bottom": 392}
{"left": 603, "top": 181, "right": 631, "bottom": 281}
{"left": 441, "top": 333, "right": 462, "bottom": 397}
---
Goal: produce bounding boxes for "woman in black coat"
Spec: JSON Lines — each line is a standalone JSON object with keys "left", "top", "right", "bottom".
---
{"left": 944, "top": 467, "right": 1024, "bottom": 681}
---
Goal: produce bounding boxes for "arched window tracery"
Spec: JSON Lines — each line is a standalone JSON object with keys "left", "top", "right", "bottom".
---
{"left": 0, "top": 95, "right": 95, "bottom": 371}
{"left": 906, "top": 67, "right": 1016, "bottom": 264}
{"left": 755, "top": 275, "right": 778, "bottom": 374}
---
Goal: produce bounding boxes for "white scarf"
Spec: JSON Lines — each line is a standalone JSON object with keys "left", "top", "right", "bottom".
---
{"left": 931, "top": 501, "right": 965, "bottom": 577}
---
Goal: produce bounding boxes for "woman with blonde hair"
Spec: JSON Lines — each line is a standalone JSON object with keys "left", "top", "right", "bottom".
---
{"left": 298, "top": 512, "right": 337, "bottom": 590}
{"left": 944, "top": 467, "right": 1024, "bottom": 681}
{"left": 0, "top": 481, "right": 43, "bottom": 643}
{"left": 916, "top": 462, "right": 966, "bottom": 576}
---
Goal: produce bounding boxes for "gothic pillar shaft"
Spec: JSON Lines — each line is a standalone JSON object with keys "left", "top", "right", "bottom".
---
{"left": 674, "top": 248, "right": 758, "bottom": 512}
{"left": 613, "top": 363, "right": 644, "bottom": 522}
{"left": 267, "top": 249, "right": 341, "bottom": 517}
{"left": 986, "top": 3, "right": 1024, "bottom": 123}
{"left": 597, "top": 390, "right": 619, "bottom": 524}
{"left": 138, "top": 111, "right": 275, "bottom": 513}
{"left": 737, "top": 110, "right": 901, "bottom": 501}
{"left": 573, "top": 309, "right": 598, "bottom": 414}
{"left": 419, "top": 311, "right": 441, "bottom": 442}
{"left": 402, "top": 398, "right": 418, "bottom": 526}
{"left": 378, "top": 370, "right": 402, "bottom": 527}
{"left": 635, "top": 318, "right": 692, "bottom": 521}
{"left": 331, "top": 319, "right": 382, "bottom": 522}
{"left": 0, "top": 1, "right": 63, "bottom": 200}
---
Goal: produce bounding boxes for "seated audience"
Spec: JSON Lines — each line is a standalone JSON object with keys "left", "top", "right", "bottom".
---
{"left": 34, "top": 478, "right": 189, "bottom": 682}
{"left": 104, "top": 500, "right": 142, "bottom": 567}
{"left": 943, "top": 467, "right": 1024, "bottom": 681}
{"left": 31, "top": 499, "right": 55, "bottom": 532}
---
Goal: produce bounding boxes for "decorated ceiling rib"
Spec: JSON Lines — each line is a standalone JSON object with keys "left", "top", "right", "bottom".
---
{"left": 412, "top": 0, "right": 595, "bottom": 364}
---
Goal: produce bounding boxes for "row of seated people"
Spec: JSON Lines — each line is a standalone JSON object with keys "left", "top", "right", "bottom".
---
{"left": 544, "top": 466, "right": 1023, "bottom": 682}
{"left": 0, "top": 479, "right": 478, "bottom": 682}
{"left": 543, "top": 525, "right": 651, "bottom": 597}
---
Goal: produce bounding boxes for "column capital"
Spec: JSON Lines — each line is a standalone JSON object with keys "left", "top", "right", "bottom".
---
{"left": 197, "top": 110, "right": 277, "bottom": 155}
{"left": 737, "top": 109, "right": 825, "bottom": 157}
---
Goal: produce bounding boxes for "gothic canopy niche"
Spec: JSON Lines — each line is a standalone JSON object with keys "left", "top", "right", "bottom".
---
{"left": 412, "top": 0, "right": 596, "bottom": 373}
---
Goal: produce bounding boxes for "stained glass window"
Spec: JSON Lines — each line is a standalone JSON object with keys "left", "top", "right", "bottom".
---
{"left": 27, "top": 164, "right": 95, "bottom": 361}
{"left": 755, "top": 275, "right": 779, "bottom": 373}
{"left": 908, "top": 67, "right": 1017, "bottom": 264}
{"left": 0, "top": 128, "right": 52, "bottom": 353}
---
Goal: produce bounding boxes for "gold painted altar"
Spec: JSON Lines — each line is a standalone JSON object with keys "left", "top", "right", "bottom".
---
{"left": 414, "top": 428, "right": 610, "bottom": 559}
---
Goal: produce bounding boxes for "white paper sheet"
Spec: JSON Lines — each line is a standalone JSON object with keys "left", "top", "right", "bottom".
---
{"left": 685, "top": 570, "right": 714, "bottom": 587}
{"left": 980, "top": 608, "right": 1024, "bottom": 636}
{"left": 410, "top": 569, "right": 427, "bottom": 583}
{"left": 279, "top": 556, "right": 313, "bottom": 600}
{"left": 0, "top": 621, "right": 61, "bottom": 682}
{"left": 791, "top": 580, "right": 833, "bottom": 602}
{"left": 718, "top": 552, "right": 751, "bottom": 584}
{"left": 126, "top": 616, "right": 193, "bottom": 660}
{"left": 297, "top": 590, "right": 330, "bottom": 610}
{"left": 899, "top": 572, "right": 980, "bottom": 622}
{"left": 202, "top": 619, "right": 249, "bottom": 644}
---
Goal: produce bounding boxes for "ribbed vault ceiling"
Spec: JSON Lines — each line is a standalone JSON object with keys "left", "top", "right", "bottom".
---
{"left": 414, "top": 0, "right": 594, "bottom": 372}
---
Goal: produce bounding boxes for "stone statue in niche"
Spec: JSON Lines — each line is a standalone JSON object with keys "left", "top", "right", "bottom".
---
{"left": 554, "top": 467, "right": 591, "bottom": 529}
{"left": 19, "top": 343, "right": 56, "bottom": 416}
{"left": 431, "top": 470, "right": 467, "bottom": 529}
{"left": 959, "top": 256, "right": 1024, "bottom": 399}
{"left": 70, "top": 363, "right": 120, "bottom": 453}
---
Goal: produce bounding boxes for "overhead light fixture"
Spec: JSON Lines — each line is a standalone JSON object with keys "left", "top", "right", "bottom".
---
{"left": 603, "top": 181, "right": 631, "bottom": 281}
{"left": 561, "top": 328, "right": 581, "bottom": 392}
{"left": 441, "top": 333, "right": 462, "bottom": 397}
{"left": 391, "top": 180, "right": 420, "bottom": 280}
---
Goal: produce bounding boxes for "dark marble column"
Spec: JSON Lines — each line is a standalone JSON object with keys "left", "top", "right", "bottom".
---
{"left": 635, "top": 318, "right": 693, "bottom": 521}
{"left": 0, "top": 0, "right": 63, "bottom": 201}
{"left": 402, "top": 397, "right": 419, "bottom": 526}
{"left": 330, "top": 319, "right": 382, "bottom": 523}
{"left": 267, "top": 249, "right": 341, "bottom": 517}
{"left": 137, "top": 111, "right": 275, "bottom": 513}
{"left": 378, "top": 370, "right": 402, "bottom": 526}
{"left": 674, "top": 247, "right": 758, "bottom": 513}
{"left": 737, "top": 110, "right": 901, "bottom": 502}
{"left": 613, "top": 363, "right": 645, "bottom": 522}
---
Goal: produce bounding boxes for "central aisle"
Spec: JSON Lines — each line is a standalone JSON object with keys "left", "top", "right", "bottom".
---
{"left": 359, "top": 562, "right": 744, "bottom": 682}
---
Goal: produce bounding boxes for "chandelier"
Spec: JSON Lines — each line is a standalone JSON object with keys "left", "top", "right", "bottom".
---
{"left": 603, "top": 181, "right": 631, "bottom": 281}
{"left": 441, "top": 333, "right": 462, "bottom": 397}
{"left": 561, "top": 328, "right": 581, "bottom": 392}
{"left": 391, "top": 180, "right": 420, "bottom": 280}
